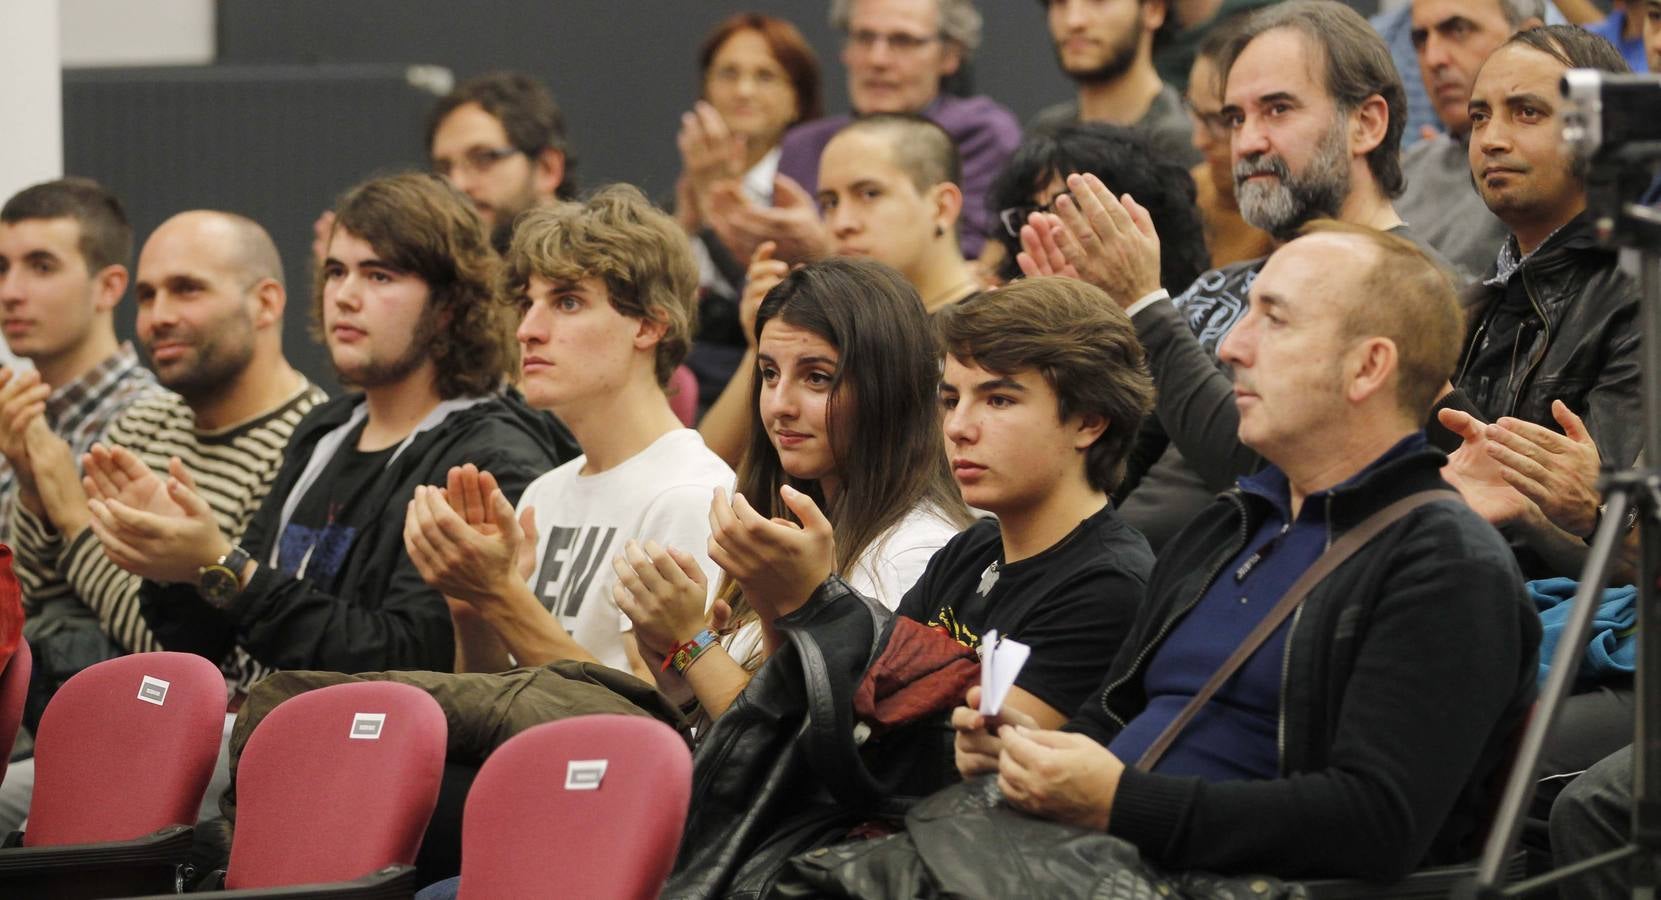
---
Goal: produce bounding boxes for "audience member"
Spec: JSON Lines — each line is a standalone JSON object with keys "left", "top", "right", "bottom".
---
{"left": 736, "top": 0, "right": 1018, "bottom": 261}
{"left": 1585, "top": 0, "right": 1651, "bottom": 70}
{"left": 93, "top": 173, "right": 572, "bottom": 674}
{"left": 1648, "top": 0, "right": 1661, "bottom": 70}
{"left": 987, "top": 124, "right": 1210, "bottom": 550}
{"left": 1369, "top": 3, "right": 1446, "bottom": 152}
{"left": 1027, "top": 1, "right": 1455, "bottom": 538}
{"left": 705, "top": 276, "right": 1156, "bottom": 729}
{"left": 1182, "top": 15, "right": 1273, "bottom": 269}
{"left": 403, "top": 186, "right": 733, "bottom": 681}
{"left": 1149, "top": 0, "right": 1278, "bottom": 92}
{"left": 1029, "top": 0, "right": 1201, "bottom": 170}
{"left": 1396, "top": 0, "right": 1545, "bottom": 284}
{"left": 676, "top": 13, "right": 823, "bottom": 413}
{"left": 699, "top": 114, "right": 978, "bottom": 465}
{"left": 949, "top": 222, "right": 1537, "bottom": 883}
{"left": 0, "top": 211, "right": 327, "bottom": 833}
{"left": 426, "top": 72, "right": 575, "bottom": 251}
{"left": 0, "top": 179, "right": 163, "bottom": 552}
{"left": 615, "top": 258, "right": 972, "bottom": 720}
{"left": 1459, "top": 26, "right": 1640, "bottom": 472}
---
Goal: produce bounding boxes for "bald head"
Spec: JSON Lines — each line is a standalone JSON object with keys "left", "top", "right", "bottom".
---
{"left": 135, "top": 211, "right": 287, "bottom": 404}
{"left": 145, "top": 210, "right": 284, "bottom": 290}
{"left": 1297, "top": 221, "right": 1461, "bottom": 419}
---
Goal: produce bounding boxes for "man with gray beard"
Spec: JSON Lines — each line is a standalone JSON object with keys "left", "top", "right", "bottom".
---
{"left": 1023, "top": 1, "right": 1460, "bottom": 527}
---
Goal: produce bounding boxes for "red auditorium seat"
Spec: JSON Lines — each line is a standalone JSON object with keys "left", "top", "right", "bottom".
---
{"left": 455, "top": 714, "right": 692, "bottom": 900}
{"left": 0, "top": 638, "right": 30, "bottom": 785}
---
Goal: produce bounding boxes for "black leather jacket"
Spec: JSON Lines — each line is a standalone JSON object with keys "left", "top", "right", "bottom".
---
{"left": 1069, "top": 445, "right": 1540, "bottom": 881}
{"left": 1455, "top": 214, "right": 1642, "bottom": 467}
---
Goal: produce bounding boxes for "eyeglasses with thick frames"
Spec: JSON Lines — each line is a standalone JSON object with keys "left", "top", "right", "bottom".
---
{"left": 432, "top": 146, "right": 524, "bottom": 179}
{"left": 847, "top": 29, "right": 941, "bottom": 54}
{"left": 997, "top": 192, "right": 1072, "bottom": 239}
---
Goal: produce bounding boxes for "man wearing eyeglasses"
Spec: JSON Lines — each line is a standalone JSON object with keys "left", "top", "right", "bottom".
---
{"left": 425, "top": 71, "right": 576, "bottom": 252}
{"left": 760, "top": 0, "right": 1018, "bottom": 262}
{"left": 1394, "top": 0, "right": 1546, "bottom": 284}
{"left": 1029, "top": 0, "right": 1201, "bottom": 172}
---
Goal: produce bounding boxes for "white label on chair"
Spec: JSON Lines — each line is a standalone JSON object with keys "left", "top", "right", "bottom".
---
{"left": 137, "top": 675, "right": 170, "bottom": 706}
{"left": 350, "top": 712, "right": 386, "bottom": 740}
{"left": 565, "top": 759, "right": 608, "bottom": 790}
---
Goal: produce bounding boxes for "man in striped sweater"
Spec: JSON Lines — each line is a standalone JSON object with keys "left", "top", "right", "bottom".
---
{"left": 0, "top": 211, "right": 325, "bottom": 829}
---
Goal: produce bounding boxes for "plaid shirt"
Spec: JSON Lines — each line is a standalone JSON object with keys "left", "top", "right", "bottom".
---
{"left": 0, "top": 343, "right": 164, "bottom": 547}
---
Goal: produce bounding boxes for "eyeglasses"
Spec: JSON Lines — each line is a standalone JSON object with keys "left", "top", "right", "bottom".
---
{"left": 432, "top": 146, "right": 523, "bottom": 179}
{"left": 847, "top": 29, "right": 940, "bottom": 54}
{"left": 1183, "top": 96, "right": 1231, "bottom": 143}
{"left": 997, "top": 192, "right": 1072, "bottom": 238}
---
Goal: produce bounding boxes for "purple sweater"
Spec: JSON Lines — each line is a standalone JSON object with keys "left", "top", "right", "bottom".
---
{"left": 776, "top": 94, "right": 1022, "bottom": 259}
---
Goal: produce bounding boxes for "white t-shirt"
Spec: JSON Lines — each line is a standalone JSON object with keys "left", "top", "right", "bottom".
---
{"left": 518, "top": 429, "right": 735, "bottom": 672}
{"left": 723, "top": 503, "right": 965, "bottom": 669}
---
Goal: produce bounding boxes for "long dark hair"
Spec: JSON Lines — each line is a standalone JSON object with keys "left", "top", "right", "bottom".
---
{"left": 723, "top": 258, "right": 972, "bottom": 638}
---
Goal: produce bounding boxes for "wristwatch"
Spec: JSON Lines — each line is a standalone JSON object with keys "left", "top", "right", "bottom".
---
{"left": 198, "top": 545, "right": 253, "bottom": 608}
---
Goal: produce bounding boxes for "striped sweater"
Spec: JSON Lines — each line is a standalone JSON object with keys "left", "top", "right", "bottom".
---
{"left": 12, "top": 381, "right": 326, "bottom": 692}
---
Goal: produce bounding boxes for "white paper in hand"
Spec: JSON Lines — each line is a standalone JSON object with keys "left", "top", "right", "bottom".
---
{"left": 977, "top": 629, "right": 1032, "bottom": 717}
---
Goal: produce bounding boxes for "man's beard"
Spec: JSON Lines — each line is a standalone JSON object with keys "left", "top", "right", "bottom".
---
{"left": 147, "top": 316, "right": 256, "bottom": 405}
{"left": 1057, "top": 29, "right": 1139, "bottom": 86}
{"left": 1234, "top": 117, "right": 1351, "bottom": 242}
{"left": 334, "top": 303, "right": 441, "bottom": 390}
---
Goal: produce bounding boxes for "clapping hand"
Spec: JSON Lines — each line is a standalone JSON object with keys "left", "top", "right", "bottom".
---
{"left": 84, "top": 448, "right": 229, "bottom": 583}
{"left": 706, "top": 485, "right": 834, "bottom": 623}
{"left": 611, "top": 540, "right": 721, "bottom": 658}
{"left": 404, "top": 464, "right": 538, "bottom": 606}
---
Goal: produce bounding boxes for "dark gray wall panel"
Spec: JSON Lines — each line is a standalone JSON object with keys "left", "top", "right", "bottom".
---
{"left": 215, "top": 0, "right": 1075, "bottom": 200}
{"left": 63, "top": 64, "right": 443, "bottom": 390}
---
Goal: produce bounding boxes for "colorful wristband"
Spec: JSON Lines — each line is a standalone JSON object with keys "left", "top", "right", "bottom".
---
{"left": 663, "top": 629, "right": 720, "bottom": 674}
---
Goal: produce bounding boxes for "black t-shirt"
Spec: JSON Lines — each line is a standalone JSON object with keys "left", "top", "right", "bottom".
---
{"left": 275, "top": 423, "right": 397, "bottom": 583}
{"left": 896, "top": 504, "right": 1155, "bottom": 717}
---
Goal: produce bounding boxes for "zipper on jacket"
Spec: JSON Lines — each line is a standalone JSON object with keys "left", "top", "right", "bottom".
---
{"left": 1508, "top": 266, "right": 1554, "bottom": 418}
{"left": 1275, "top": 491, "right": 1333, "bottom": 773}
{"left": 1100, "top": 492, "right": 1252, "bottom": 730}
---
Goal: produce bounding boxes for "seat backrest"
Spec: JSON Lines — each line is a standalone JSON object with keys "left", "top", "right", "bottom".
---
{"left": 225, "top": 680, "right": 446, "bottom": 890}
{"left": 0, "top": 637, "right": 31, "bottom": 786}
{"left": 457, "top": 714, "right": 692, "bottom": 900}
{"left": 25, "top": 650, "right": 226, "bottom": 846}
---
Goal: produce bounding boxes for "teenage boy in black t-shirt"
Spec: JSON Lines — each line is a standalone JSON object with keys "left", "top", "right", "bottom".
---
{"left": 707, "top": 276, "right": 1157, "bottom": 727}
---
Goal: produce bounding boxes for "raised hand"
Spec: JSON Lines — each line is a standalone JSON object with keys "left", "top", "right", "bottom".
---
{"left": 739, "top": 241, "right": 788, "bottom": 348}
{"left": 706, "top": 484, "right": 834, "bottom": 623}
{"left": 1486, "top": 400, "right": 1602, "bottom": 539}
{"left": 0, "top": 367, "right": 51, "bottom": 485}
{"left": 1046, "top": 172, "right": 1164, "bottom": 308}
{"left": 1437, "top": 408, "right": 1542, "bottom": 529}
{"left": 706, "top": 174, "right": 831, "bottom": 266}
{"left": 86, "top": 457, "right": 231, "bottom": 583}
{"left": 611, "top": 539, "right": 712, "bottom": 658}
{"left": 403, "top": 464, "right": 528, "bottom": 606}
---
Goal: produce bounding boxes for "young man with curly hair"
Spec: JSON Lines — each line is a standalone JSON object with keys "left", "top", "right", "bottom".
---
{"left": 87, "top": 173, "right": 575, "bottom": 674}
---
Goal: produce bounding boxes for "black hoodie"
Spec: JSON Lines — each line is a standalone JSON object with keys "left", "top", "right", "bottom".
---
{"left": 139, "top": 389, "right": 577, "bottom": 674}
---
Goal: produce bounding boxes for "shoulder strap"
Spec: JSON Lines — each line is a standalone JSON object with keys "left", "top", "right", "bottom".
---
{"left": 1135, "top": 489, "right": 1456, "bottom": 772}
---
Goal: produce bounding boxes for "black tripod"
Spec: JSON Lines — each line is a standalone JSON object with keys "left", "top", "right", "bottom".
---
{"left": 1460, "top": 157, "right": 1661, "bottom": 898}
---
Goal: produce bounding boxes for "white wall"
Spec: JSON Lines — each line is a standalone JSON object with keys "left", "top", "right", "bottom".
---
{"left": 0, "top": 0, "right": 63, "bottom": 203}
{"left": 59, "top": 0, "right": 216, "bottom": 67}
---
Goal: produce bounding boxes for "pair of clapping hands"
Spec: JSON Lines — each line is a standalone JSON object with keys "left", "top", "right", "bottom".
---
{"left": 1439, "top": 400, "right": 1604, "bottom": 540}
{"left": 676, "top": 101, "right": 828, "bottom": 265}
{"left": 403, "top": 464, "right": 837, "bottom": 661}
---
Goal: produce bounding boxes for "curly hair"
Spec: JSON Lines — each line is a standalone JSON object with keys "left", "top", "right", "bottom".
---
{"left": 314, "top": 172, "right": 517, "bottom": 399}
{"left": 988, "top": 123, "right": 1207, "bottom": 294}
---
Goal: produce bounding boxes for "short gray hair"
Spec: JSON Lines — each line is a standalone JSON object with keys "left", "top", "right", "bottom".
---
{"left": 1499, "top": 0, "right": 1546, "bottom": 28}
{"left": 830, "top": 0, "right": 984, "bottom": 57}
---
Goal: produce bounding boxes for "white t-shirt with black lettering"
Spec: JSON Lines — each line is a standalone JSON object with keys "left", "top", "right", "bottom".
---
{"left": 517, "top": 428, "right": 735, "bottom": 673}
